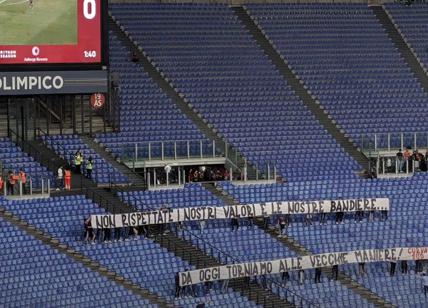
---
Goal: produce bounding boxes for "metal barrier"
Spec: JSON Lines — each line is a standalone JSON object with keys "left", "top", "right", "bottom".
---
{"left": 119, "top": 139, "right": 224, "bottom": 163}
{"left": 361, "top": 132, "right": 428, "bottom": 153}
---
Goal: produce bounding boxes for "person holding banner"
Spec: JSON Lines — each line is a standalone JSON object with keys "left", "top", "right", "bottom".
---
{"left": 390, "top": 261, "right": 396, "bottom": 276}
{"left": 281, "top": 271, "right": 290, "bottom": 286}
{"left": 315, "top": 268, "right": 322, "bottom": 283}
{"left": 231, "top": 216, "right": 239, "bottom": 232}
{"left": 332, "top": 265, "right": 339, "bottom": 281}
{"left": 358, "top": 262, "right": 366, "bottom": 277}
{"left": 401, "top": 260, "right": 408, "bottom": 274}
{"left": 175, "top": 272, "right": 182, "bottom": 298}
{"left": 422, "top": 272, "right": 428, "bottom": 297}
{"left": 298, "top": 269, "right": 305, "bottom": 285}
{"left": 278, "top": 216, "right": 286, "bottom": 235}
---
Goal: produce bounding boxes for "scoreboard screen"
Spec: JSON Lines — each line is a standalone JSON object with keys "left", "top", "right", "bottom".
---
{"left": 0, "top": 0, "right": 102, "bottom": 65}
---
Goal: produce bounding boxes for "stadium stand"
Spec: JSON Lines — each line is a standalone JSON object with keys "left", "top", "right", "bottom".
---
{"left": 218, "top": 176, "right": 428, "bottom": 307}
{"left": 41, "top": 134, "right": 128, "bottom": 185}
{"left": 2, "top": 2, "right": 428, "bottom": 307}
{"left": 0, "top": 216, "right": 155, "bottom": 307}
{"left": 0, "top": 195, "right": 261, "bottom": 307}
{"left": 109, "top": 3, "right": 361, "bottom": 181}
{"left": 386, "top": 4, "right": 428, "bottom": 71}
{"left": 119, "top": 183, "right": 378, "bottom": 307}
{"left": 246, "top": 3, "right": 428, "bottom": 149}
{"left": 0, "top": 137, "right": 53, "bottom": 188}
{"left": 96, "top": 32, "right": 210, "bottom": 161}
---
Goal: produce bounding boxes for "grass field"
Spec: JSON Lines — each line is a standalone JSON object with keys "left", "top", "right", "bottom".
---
{"left": 0, "top": 0, "right": 77, "bottom": 45}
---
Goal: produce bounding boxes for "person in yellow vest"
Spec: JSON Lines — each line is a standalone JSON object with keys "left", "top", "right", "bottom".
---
{"left": 74, "top": 151, "right": 83, "bottom": 174}
{"left": 19, "top": 169, "right": 27, "bottom": 194}
{"left": 86, "top": 157, "right": 94, "bottom": 179}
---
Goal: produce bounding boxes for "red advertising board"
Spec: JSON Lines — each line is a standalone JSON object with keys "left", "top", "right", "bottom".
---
{"left": 0, "top": 0, "right": 102, "bottom": 65}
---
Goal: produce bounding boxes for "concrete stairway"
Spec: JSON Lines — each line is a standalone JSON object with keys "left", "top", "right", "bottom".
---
{"left": 153, "top": 232, "right": 295, "bottom": 308}
{"left": 372, "top": 6, "right": 428, "bottom": 95}
{"left": 0, "top": 206, "right": 173, "bottom": 308}
{"left": 232, "top": 6, "right": 369, "bottom": 171}
{"left": 81, "top": 135, "right": 146, "bottom": 188}
{"left": 211, "top": 184, "right": 396, "bottom": 308}
{"left": 108, "top": 14, "right": 260, "bottom": 180}
{"left": 84, "top": 176, "right": 293, "bottom": 307}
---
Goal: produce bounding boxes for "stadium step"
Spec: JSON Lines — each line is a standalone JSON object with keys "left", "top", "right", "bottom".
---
{"left": 108, "top": 13, "right": 260, "bottom": 180}
{"left": 232, "top": 6, "right": 369, "bottom": 171}
{"left": 24, "top": 138, "right": 96, "bottom": 192}
{"left": 83, "top": 177, "right": 292, "bottom": 307}
{"left": 0, "top": 206, "right": 173, "bottom": 308}
{"left": 153, "top": 232, "right": 295, "bottom": 308}
{"left": 201, "top": 182, "right": 238, "bottom": 206}
{"left": 372, "top": 6, "right": 428, "bottom": 96}
{"left": 215, "top": 184, "right": 396, "bottom": 308}
{"left": 81, "top": 135, "right": 146, "bottom": 188}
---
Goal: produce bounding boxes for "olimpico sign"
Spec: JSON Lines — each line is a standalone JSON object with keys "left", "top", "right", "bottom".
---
{"left": 0, "top": 71, "right": 108, "bottom": 95}
{"left": 0, "top": 75, "right": 64, "bottom": 91}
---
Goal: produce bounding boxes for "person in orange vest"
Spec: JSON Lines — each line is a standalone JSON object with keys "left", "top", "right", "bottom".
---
{"left": 64, "top": 168, "right": 72, "bottom": 190}
{"left": 7, "top": 170, "right": 16, "bottom": 195}
{"left": 19, "top": 169, "right": 27, "bottom": 194}
{"left": 0, "top": 175, "right": 4, "bottom": 194}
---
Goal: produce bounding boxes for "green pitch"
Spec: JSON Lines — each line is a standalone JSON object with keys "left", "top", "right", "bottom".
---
{"left": 0, "top": 0, "right": 77, "bottom": 45}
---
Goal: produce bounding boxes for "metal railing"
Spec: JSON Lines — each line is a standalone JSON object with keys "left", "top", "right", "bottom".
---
{"left": 375, "top": 155, "right": 423, "bottom": 176}
{"left": 119, "top": 139, "right": 224, "bottom": 163}
{"left": 361, "top": 132, "right": 428, "bottom": 153}
{"left": 163, "top": 227, "right": 319, "bottom": 308}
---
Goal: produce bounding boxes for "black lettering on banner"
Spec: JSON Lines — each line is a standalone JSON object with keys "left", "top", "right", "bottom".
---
{"left": 184, "top": 208, "right": 191, "bottom": 221}
{"left": 101, "top": 215, "right": 116, "bottom": 228}
{"left": 167, "top": 209, "right": 174, "bottom": 223}
{"left": 319, "top": 201, "right": 325, "bottom": 213}
{"left": 207, "top": 207, "right": 215, "bottom": 219}
{"left": 260, "top": 203, "right": 267, "bottom": 215}
{"left": 384, "top": 249, "right": 390, "bottom": 261}
{"left": 199, "top": 267, "right": 220, "bottom": 282}
{"left": 309, "top": 255, "right": 317, "bottom": 267}
{"left": 122, "top": 214, "right": 128, "bottom": 227}
{"left": 320, "top": 254, "right": 328, "bottom": 266}
{"left": 180, "top": 272, "right": 192, "bottom": 286}
{"left": 226, "top": 265, "right": 232, "bottom": 278}
{"left": 354, "top": 251, "right": 363, "bottom": 263}
{"left": 229, "top": 207, "right": 236, "bottom": 218}
{"left": 94, "top": 216, "right": 104, "bottom": 229}
{"left": 245, "top": 205, "right": 253, "bottom": 217}
{"left": 330, "top": 201, "right": 337, "bottom": 212}
{"left": 260, "top": 262, "right": 267, "bottom": 275}
{"left": 363, "top": 199, "right": 370, "bottom": 210}
{"left": 398, "top": 248, "right": 404, "bottom": 259}
{"left": 238, "top": 205, "right": 246, "bottom": 217}
{"left": 223, "top": 207, "right": 230, "bottom": 219}
{"left": 279, "top": 260, "right": 287, "bottom": 272}
{"left": 371, "top": 199, "right": 376, "bottom": 210}
{"left": 252, "top": 263, "right": 258, "bottom": 276}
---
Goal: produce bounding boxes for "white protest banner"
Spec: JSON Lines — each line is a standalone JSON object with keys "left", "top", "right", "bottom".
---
{"left": 91, "top": 198, "right": 389, "bottom": 229}
{"left": 179, "top": 246, "right": 428, "bottom": 286}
